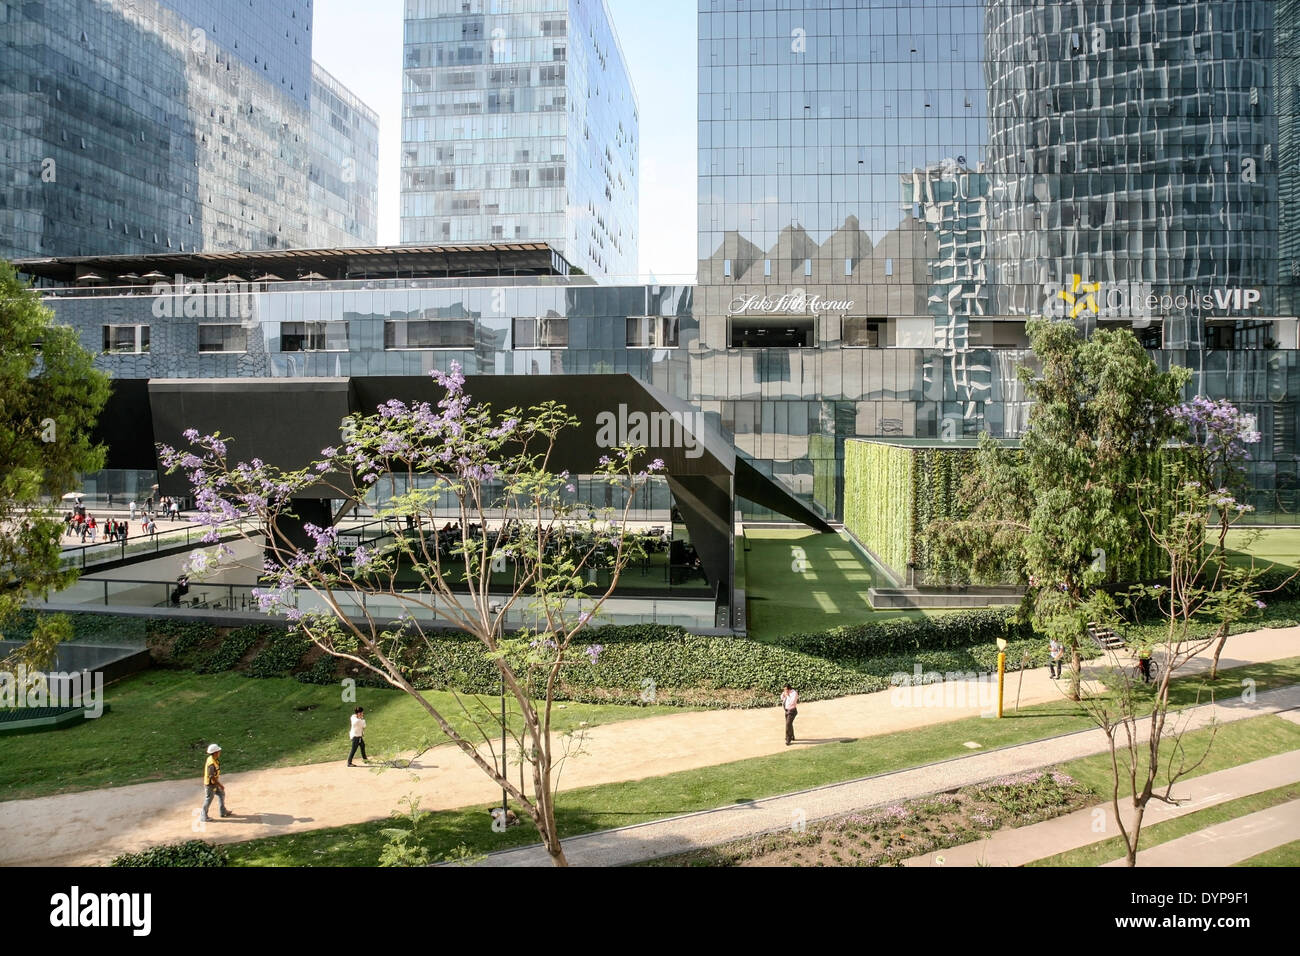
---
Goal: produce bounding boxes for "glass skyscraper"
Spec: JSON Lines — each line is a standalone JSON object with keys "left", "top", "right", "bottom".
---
{"left": 0, "top": 0, "right": 378, "bottom": 260}
{"left": 698, "top": 0, "right": 1300, "bottom": 517}
{"left": 401, "top": 0, "right": 638, "bottom": 277}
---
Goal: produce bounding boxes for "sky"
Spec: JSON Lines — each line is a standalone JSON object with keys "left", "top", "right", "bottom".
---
{"left": 311, "top": 0, "right": 698, "bottom": 279}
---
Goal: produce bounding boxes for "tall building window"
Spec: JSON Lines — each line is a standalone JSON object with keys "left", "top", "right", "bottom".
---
{"left": 512, "top": 316, "right": 568, "bottom": 348}
{"left": 384, "top": 319, "right": 475, "bottom": 349}
{"left": 844, "top": 258, "right": 852, "bottom": 276}
{"left": 842, "top": 318, "right": 883, "bottom": 348}
{"left": 804, "top": 258, "right": 812, "bottom": 277}
{"left": 723, "top": 259, "right": 732, "bottom": 278}
{"left": 281, "top": 321, "right": 348, "bottom": 352}
{"left": 198, "top": 324, "right": 248, "bottom": 353}
{"left": 102, "top": 324, "right": 150, "bottom": 354}
{"left": 626, "top": 315, "right": 680, "bottom": 348}
{"left": 885, "top": 257, "right": 894, "bottom": 277}
{"left": 763, "top": 259, "right": 771, "bottom": 277}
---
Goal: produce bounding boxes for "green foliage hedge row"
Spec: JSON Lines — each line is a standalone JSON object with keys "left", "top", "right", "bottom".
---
{"left": 109, "top": 840, "right": 229, "bottom": 867}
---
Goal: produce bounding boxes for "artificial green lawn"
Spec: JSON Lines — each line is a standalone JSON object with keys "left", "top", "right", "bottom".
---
{"left": 0, "top": 670, "right": 686, "bottom": 802}
{"left": 742, "top": 529, "right": 944, "bottom": 639}
{"left": 223, "top": 656, "right": 1300, "bottom": 866}
{"left": 1221, "top": 526, "right": 1300, "bottom": 570}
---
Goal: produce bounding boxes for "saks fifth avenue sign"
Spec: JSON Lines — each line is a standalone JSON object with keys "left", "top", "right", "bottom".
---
{"left": 728, "top": 288, "right": 854, "bottom": 316}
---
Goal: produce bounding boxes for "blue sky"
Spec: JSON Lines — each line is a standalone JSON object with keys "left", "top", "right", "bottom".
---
{"left": 312, "top": 0, "right": 697, "bottom": 278}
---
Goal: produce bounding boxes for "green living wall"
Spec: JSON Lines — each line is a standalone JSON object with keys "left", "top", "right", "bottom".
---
{"left": 810, "top": 433, "right": 838, "bottom": 518}
{"left": 843, "top": 440, "right": 914, "bottom": 580}
{"left": 845, "top": 438, "right": 1173, "bottom": 587}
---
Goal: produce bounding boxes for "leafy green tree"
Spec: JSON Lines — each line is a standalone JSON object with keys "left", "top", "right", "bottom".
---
{"left": 926, "top": 319, "right": 1191, "bottom": 698}
{"left": 0, "top": 261, "right": 111, "bottom": 666}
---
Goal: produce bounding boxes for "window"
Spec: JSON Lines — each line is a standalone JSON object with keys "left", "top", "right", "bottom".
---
{"left": 626, "top": 315, "right": 680, "bottom": 349}
{"left": 102, "top": 324, "right": 149, "bottom": 354}
{"left": 885, "top": 257, "right": 894, "bottom": 276}
{"left": 763, "top": 259, "right": 772, "bottom": 277}
{"left": 384, "top": 319, "right": 475, "bottom": 349}
{"left": 844, "top": 258, "right": 853, "bottom": 276}
{"left": 842, "top": 318, "right": 883, "bottom": 348}
{"left": 198, "top": 324, "right": 247, "bottom": 353}
{"left": 512, "top": 316, "right": 568, "bottom": 348}
{"left": 281, "top": 321, "right": 348, "bottom": 352}
{"left": 723, "top": 259, "right": 732, "bottom": 278}
{"left": 804, "top": 258, "right": 812, "bottom": 277}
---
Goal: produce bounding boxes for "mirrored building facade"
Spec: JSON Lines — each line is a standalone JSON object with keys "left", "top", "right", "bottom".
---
{"left": 0, "top": 0, "right": 378, "bottom": 261}
{"left": 698, "top": 0, "right": 1300, "bottom": 519}
{"left": 401, "top": 0, "right": 638, "bottom": 277}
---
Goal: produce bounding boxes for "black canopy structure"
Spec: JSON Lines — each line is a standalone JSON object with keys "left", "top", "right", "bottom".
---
{"left": 14, "top": 242, "right": 572, "bottom": 287}
{"left": 96, "top": 374, "right": 832, "bottom": 624}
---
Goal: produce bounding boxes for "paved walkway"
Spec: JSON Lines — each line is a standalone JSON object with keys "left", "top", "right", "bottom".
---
{"left": 0, "top": 627, "right": 1295, "bottom": 866}
{"left": 472, "top": 687, "right": 1300, "bottom": 866}
{"left": 904, "top": 749, "right": 1300, "bottom": 867}
{"left": 1102, "top": 799, "right": 1300, "bottom": 867}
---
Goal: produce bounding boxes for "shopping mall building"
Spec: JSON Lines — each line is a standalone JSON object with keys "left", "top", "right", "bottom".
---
{"left": 13, "top": 0, "right": 1300, "bottom": 623}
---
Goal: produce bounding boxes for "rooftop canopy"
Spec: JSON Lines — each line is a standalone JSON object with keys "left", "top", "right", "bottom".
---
{"left": 12, "top": 242, "right": 571, "bottom": 286}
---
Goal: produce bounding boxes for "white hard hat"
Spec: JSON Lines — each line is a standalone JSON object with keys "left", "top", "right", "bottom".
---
{"left": 207, "top": 743, "right": 221, "bottom": 754}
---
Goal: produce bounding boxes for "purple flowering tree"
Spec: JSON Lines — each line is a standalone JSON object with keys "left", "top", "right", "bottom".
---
{"left": 1168, "top": 397, "right": 1286, "bottom": 677}
{"left": 160, "top": 363, "right": 662, "bottom": 866}
{"left": 1079, "top": 459, "right": 1275, "bottom": 866}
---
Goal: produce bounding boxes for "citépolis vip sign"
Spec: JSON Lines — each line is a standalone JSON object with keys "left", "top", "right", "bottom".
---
{"left": 728, "top": 289, "right": 854, "bottom": 315}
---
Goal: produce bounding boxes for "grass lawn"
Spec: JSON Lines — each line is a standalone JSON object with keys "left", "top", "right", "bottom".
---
{"left": 0, "top": 670, "right": 686, "bottom": 803}
{"left": 224, "top": 656, "right": 1300, "bottom": 866}
{"left": 1235, "top": 839, "right": 1300, "bottom": 866}
{"left": 1221, "top": 526, "right": 1300, "bottom": 570}
{"left": 743, "top": 529, "right": 945, "bottom": 639}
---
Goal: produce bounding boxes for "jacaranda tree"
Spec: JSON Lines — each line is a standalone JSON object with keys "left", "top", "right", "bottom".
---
{"left": 161, "top": 363, "right": 662, "bottom": 866}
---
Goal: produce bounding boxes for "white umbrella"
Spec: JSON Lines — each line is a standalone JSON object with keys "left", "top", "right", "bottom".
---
{"left": 61, "top": 492, "right": 83, "bottom": 501}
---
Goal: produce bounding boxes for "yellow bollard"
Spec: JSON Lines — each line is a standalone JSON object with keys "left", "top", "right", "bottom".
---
{"left": 997, "top": 651, "right": 1006, "bottom": 719}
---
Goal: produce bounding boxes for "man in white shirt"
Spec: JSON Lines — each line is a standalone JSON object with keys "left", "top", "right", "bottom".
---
{"left": 781, "top": 684, "right": 799, "bottom": 745}
{"left": 347, "top": 707, "right": 368, "bottom": 766}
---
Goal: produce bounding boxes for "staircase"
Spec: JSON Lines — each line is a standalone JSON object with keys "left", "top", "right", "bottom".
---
{"left": 1087, "top": 621, "right": 1126, "bottom": 650}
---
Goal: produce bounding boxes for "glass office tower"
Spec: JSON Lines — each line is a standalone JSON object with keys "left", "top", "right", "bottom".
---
{"left": 401, "top": 0, "right": 638, "bottom": 277}
{"left": 310, "top": 64, "right": 381, "bottom": 245}
{"left": 699, "top": 0, "right": 1300, "bottom": 519}
{"left": 0, "top": 0, "right": 378, "bottom": 260}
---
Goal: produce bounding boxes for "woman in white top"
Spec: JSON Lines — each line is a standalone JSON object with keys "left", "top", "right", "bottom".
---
{"left": 348, "top": 707, "right": 368, "bottom": 766}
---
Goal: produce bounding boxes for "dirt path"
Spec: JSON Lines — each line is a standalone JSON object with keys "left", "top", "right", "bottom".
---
{"left": 0, "top": 627, "right": 1295, "bottom": 866}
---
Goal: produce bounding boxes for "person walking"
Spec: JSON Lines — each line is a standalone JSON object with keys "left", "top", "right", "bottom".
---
{"left": 129, "top": 499, "right": 137, "bottom": 521}
{"left": 1048, "top": 638, "right": 1064, "bottom": 679}
{"left": 781, "top": 684, "right": 799, "bottom": 745}
{"left": 347, "top": 707, "right": 368, "bottom": 766}
{"left": 199, "top": 743, "right": 233, "bottom": 822}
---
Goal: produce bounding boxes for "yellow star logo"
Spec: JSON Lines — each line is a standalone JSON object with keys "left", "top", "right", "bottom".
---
{"left": 1058, "top": 274, "right": 1100, "bottom": 317}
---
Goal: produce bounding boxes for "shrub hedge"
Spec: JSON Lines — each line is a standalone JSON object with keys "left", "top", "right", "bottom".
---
{"left": 109, "top": 840, "right": 229, "bottom": 867}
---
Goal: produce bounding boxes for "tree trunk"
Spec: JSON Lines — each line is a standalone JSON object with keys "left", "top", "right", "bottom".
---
{"left": 1067, "top": 642, "right": 1082, "bottom": 702}
{"left": 533, "top": 749, "right": 568, "bottom": 866}
{"left": 1125, "top": 803, "right": 1146, "bottom": 867}
{"left": 1209, "top": 623, "right": 1228, "bottom": 680}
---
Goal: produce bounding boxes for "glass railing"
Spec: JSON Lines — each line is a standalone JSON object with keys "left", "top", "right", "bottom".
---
{"left": 42, "top": 576, "right": 717, "bottom": 629}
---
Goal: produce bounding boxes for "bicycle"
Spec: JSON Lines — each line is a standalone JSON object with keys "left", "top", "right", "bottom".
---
{"left": 1134, "top": 656, "right": 1161, "bottom": 684}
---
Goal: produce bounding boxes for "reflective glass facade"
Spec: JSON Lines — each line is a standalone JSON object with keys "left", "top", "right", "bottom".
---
{"left": 310, "top": 64, "right": 381, "bottom": 244}
{"left": 698, "top": 0, "right": 1300, "bottom": 520}
{"left": 0, "top": 0, "right": 378, "bottom": 260}
{"left": 401, "top": 0, "right": 638, "bottom": 277}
